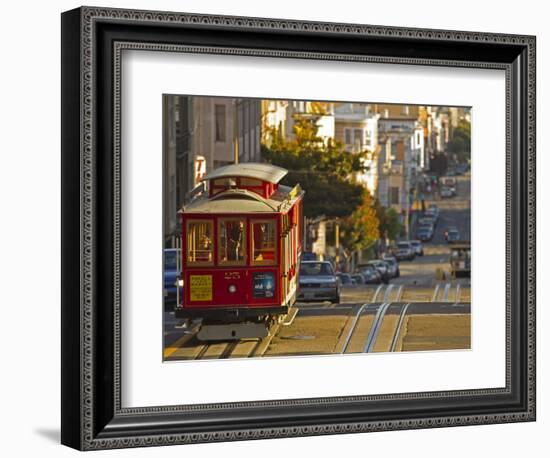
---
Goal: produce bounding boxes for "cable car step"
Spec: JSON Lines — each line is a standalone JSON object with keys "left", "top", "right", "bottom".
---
{"left": 281, "top": 307, "right": 299, "bottom": 326}
{"left": 197, "top": 322, "right": 269, "bottom": 341}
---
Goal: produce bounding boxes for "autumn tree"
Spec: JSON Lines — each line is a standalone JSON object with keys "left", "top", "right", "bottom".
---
{"left": 339, "top": 191, "right": 380, "bottom": 255}
{"left": 263, "top": 115, "right": 380, "bottom": 254}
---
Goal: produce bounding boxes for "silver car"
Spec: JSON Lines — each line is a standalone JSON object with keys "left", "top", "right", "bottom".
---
{"left": 395, "top": 241, "right": 415, "bottom": 261}
{"left": 381, "top": 255, "right": 400, "bottom": 278}
{"left": 409, "top": 240, "right": 424, "bottom": 256}
{"left": 298, "top": 261, "right": 341, "bottom": 304}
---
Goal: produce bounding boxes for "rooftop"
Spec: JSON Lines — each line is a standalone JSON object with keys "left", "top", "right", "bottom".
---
{"left": 201, "top": 162, "right": 288, "bottom": 184}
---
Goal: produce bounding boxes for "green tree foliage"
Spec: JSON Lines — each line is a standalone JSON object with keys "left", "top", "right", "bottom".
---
{"left": 376, "top": 206, "right": 403, "bottom": 240}
{"left": 262, "top": 115, "right": 380, "bottom": 253}
{"left": 447, "top": 119, "right": 471, "bottom": 162}
{"left": 262, "top": 117, "right": 367, "bottom": 219}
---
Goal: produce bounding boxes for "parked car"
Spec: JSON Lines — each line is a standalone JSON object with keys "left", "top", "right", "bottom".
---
{"left": 354, "top": 265, "right": 382, "bottom": 284}
{"left": 416, "top": 225, "right": 433, "bottom": 241}
{"left": 423, "top": 208, "right": 439, "bottom": 224}
{"left": 298, "top": 261, "right": 341, "bottom": 303}
{"left": 336, "top": 273, "right": 354, "bottom": 286}
{"left": 301, "top": 251, "right": 318, "bottom": 262}
{"left": 444, "top": 226, "right": 458, "bottom": 241}
{"left": 365, "top": 260, "right": 391, "bottom": 283}
{"left": 441, "top": 186, "right": 456, "bottom": 198}
{"left": 428, "top": 204, "right": 440, "bottom": 218}
{"left": 381, "top": 255, "right": 400, "bottom": 278}
{"left": 409, "top": 240, "right": 425, "bottom": 255}
{"left": 164, "top": 248, "right": 182, "bottom": 311}
{"left": 418, "top": 215, "right": 436, "bottom": 228}
{"left": 395, "top": 241, "right": 415, "bottom": 261}
{"left": 351, "top": 273, "right": 367, "bottom": 285}
{"left": 446, "top": 228, "right": 461, "bottom": 242}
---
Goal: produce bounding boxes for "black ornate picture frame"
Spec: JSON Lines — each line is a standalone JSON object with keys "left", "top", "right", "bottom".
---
{"left": 61, "top": 6, "right": 536, "bottom": 450}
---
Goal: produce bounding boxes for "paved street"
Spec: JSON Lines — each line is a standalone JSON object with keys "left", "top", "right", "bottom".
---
{"left": 164, "top": 281, "right": 470, "bottom": 360}
{"left": 163, "top": 174, "right": 471, "bottom": 361}
{"left": 393, "top": 173, "right": 471, "bottom": 287}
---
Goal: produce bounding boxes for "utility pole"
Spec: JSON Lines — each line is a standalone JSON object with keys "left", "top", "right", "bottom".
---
{"left": 233, "top": 100, "right": 239, "bottom": 164}
{"left": 335, "top": 221, "right": 340, "bottom": 271}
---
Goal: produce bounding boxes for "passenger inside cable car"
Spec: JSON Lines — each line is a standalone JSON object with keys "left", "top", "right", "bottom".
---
{"left": 252, "top": 221, "right": 275, "bottom": 263}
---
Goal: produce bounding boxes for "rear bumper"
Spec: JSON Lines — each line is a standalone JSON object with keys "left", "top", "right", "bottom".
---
{"left": 175, "top": 305, "right": 288, "bottom": 321}
{"left": 395, "top": 253, "right": 414, "bottom": 260}
{"left": 297, "top": 287, "right": 339, "bottom": 302}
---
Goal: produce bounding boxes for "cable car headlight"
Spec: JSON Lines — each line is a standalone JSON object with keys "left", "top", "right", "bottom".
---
{"left": 176, "top": 279, "right": 184, "bottom": 288}
{"left": 228, "top": 284, "right": 237, "bottom": 294}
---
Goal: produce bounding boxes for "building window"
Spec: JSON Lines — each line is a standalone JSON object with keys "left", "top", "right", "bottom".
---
{"left": 215, "top": 104, "right": 226, "bottom": 142}
{"left": 218, "top": 219, "right": 246, "bottom": 265}
{"left": 344, "top": 128, "right": 365, "bottom": 150}
{"left": 251, "top": 220, "right": 276, "bottom": 265}
{"left": 353, "top": 129, "right": 364, "bottom": 149}
{"left": 390, "top": 187, "right": 400, "bottom": 205}
{"left": 186, "top": 220, "right": 213, "bottom": 265}
{"left": 344, "top": 128, "right": 352, "bottom": 145}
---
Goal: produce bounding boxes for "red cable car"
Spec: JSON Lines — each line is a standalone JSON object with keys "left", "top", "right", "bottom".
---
{"left": 175, "top": 163, "right": 305, "bottom": 340}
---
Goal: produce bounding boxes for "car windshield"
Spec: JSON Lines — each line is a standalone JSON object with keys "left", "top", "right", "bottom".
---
{"left": 397, "top": 242, "right": 410, "bottom": 248}
{"left": 300, "top": 262, "right": 334, "bottom": 276}
{"left": 338, "top": 274, "right": 351, "bottom": 284}
{"left": 359, "top": 265, "right": 375, "bottom": 272}
{"left": 164, "top": 250, "right": 179, "bottom": 270}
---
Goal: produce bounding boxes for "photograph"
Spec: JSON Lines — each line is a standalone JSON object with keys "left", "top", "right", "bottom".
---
{"left": 57, "top": 4, "right": 536, "bottom": 450}
{"left": 162, "top": 96, "right": 472, "bottom": 361}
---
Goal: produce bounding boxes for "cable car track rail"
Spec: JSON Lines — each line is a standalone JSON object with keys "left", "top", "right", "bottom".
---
{"left": 389, "top": 303, "right": 412, "bottom": 352}
{"left": 167, "top": 283, "right": 471, "bottom": 360}
{"left": 443, "top": 283, "right": 451, "bottom": 302}
{"left": 363, "top": 302, "right": 392, "bottom": 353}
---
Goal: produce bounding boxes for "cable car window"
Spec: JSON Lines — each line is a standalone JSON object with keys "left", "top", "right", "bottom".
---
{"left": 213, "top": 178, "right": 235, "bottom": 187}
{"left": 218, "top": 219, "right": 246, "bottom": 265}
{"left": 251, "top": 220, "right": 276, "bottom": 265}
{"left": 239, "top": 178, "right": 262, "bottom": 187}
{"left": 186, "top": 220, "right": 213, "bottom": 265}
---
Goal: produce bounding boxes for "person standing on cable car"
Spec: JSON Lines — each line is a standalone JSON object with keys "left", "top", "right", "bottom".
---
{"left": 227, "top": 221, "right": 244, "bottom": 261}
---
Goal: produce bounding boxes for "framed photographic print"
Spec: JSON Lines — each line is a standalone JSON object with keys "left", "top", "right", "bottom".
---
{"left": 61, "top": 6, "right": 536, "bottom": 450}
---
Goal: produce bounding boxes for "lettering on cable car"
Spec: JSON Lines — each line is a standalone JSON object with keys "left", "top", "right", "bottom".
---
{"left": 189, "top": 275, "right": 212, "bottom": 301}
{"left": 224, "top": 271, "right": 241, "bottom": 280}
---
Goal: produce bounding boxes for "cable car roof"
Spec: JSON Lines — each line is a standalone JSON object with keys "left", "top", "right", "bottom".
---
{"left": 183, "top": 184, "right": 304, "bottom": 214}
{"left": 201, "top": 162, "right": 288, "bottom": 184}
